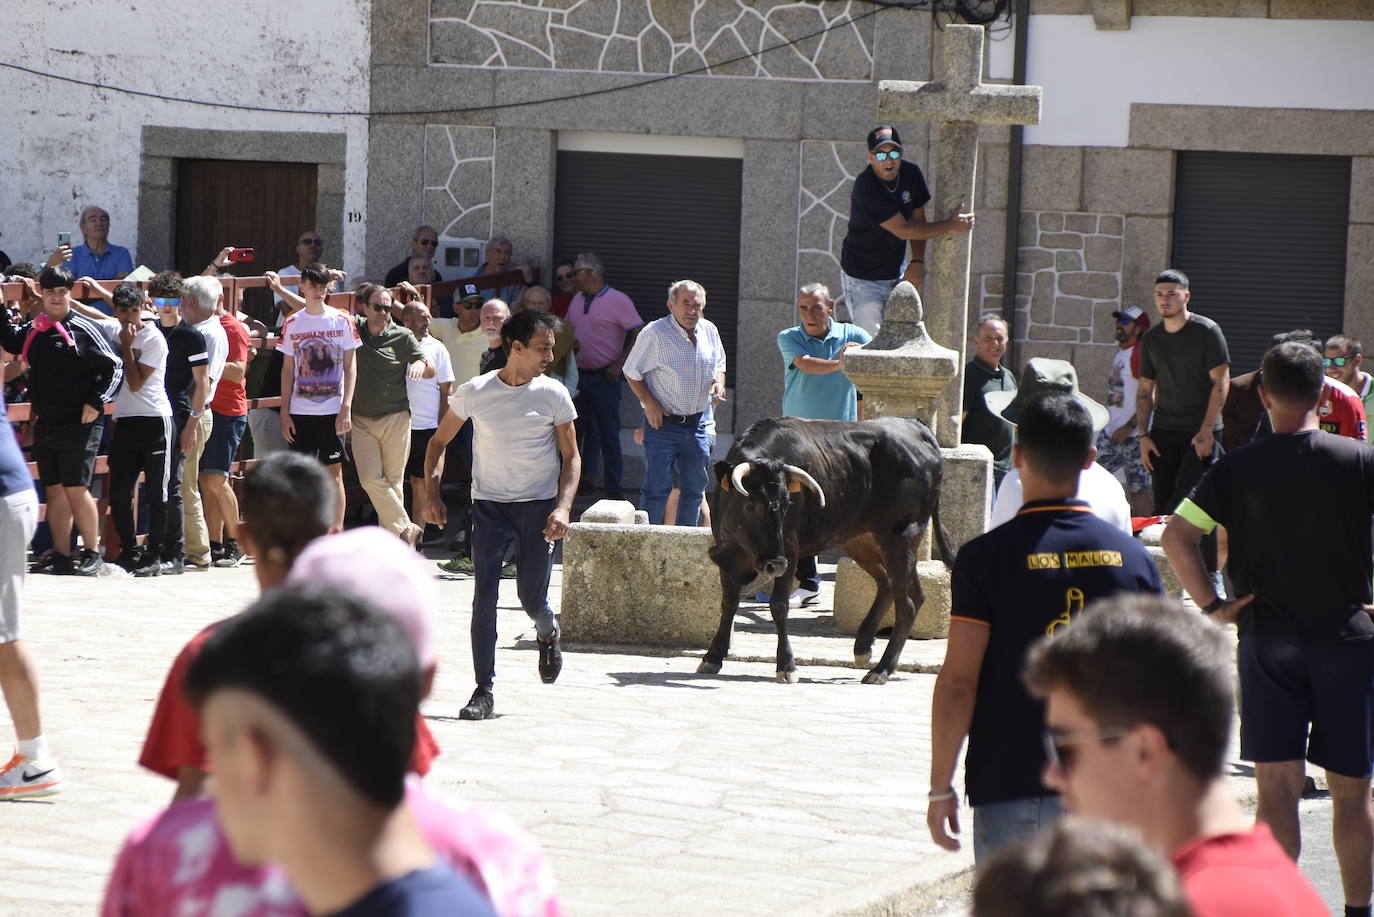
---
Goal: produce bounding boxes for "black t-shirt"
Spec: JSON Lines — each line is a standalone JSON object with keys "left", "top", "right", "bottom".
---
{"left": 1139, "top": 313, "right": 1229, "bottom": 433}
{"left": 322, "top": 864, "right": 495, "bottom": 917}
{"left": 157, "top": 321, "right": 209, "bottom": 418}
{"left": 383, "top": 258, "right": 443, "bottom": 288}
{"left": 840, "top": 160, "right": 931, "bottom": 281}
{"left": 952, "top": 500, "right": 1163, "bottom": 807}
{"left": 1181, "top": 430, "right": 1374, "bottom": 644}
{"left": 478, "top": 345, "right": 507, "bottom": 375}
{"left": 961, "top": 359, "right": 1016, "bottom": 475}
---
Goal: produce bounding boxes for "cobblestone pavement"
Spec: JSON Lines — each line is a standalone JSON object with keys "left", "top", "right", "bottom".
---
{"left": 0, "top": 557, "right": 1269, "bottom": 916}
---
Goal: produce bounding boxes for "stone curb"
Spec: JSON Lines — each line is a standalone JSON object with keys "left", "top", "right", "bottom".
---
{"left": 825, "top": 861, "right": 974, "bottom": 916}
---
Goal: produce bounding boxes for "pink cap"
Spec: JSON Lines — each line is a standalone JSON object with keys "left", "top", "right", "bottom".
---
{"left": 287, "top": 527, "right": 438, "bottom": 666}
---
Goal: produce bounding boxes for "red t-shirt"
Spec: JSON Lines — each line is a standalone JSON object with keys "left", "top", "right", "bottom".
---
{"left": 1171, "top": 823, "right": 1326, "bottom": 916}
{"left": 139, "top": 621, "right": 438, "bottom": 780}
{"left": 550, "top": 291, "right": 573, "bottom": 319}
{"left": 1319, "top": 376, "right": 1368, "bottom": 441}
{"left": 209, "top": 314, "right": 251, "bottom": 417}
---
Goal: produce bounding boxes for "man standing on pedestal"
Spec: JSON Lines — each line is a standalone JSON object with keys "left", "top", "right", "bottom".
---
{"left": 624, "top": 280, "right": 726, "bottom": 527}
{"left": 839, "top": 125, "right": 974, "bottom": 334}
{"left": 775, "top": 282, "right": 871, "bottom": 604}
{"left": 961, "top": 315, "right": 1015, "bottom": 489}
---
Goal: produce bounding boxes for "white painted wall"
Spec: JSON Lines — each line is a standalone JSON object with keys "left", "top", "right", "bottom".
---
{"left": 1024, "top": 15, "right": 1374, "bottom": 147}
{"left": 0, "top": 0, "right": 371, "bottom": 275}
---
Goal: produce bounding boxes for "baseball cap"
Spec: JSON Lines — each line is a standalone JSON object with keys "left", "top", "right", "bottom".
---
{"left": 287, "top": 526, "right": 438, "bottom": 666}
{"left": 866, "top": 124, "right": 903, "bottom": 152}
{"left": 1112, "top": 305, "right": 1151, "bottom": 328}
{"left": 461, "top": 283, "right": 482, "bottom": 301}
{"left": 985, "top": 357, "right": 1111, "bottom": 433}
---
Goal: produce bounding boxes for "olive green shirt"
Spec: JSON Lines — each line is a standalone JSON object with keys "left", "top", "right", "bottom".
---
{"left": 352, "top": 315, "right": 427, "bottom": 417}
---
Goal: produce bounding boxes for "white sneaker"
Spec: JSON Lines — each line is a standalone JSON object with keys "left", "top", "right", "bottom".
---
{"left": 788, "top": 587, "right": 820, "bottom": 608}
{"left": 0, "top": 750, "right": 63, "bottom": 800}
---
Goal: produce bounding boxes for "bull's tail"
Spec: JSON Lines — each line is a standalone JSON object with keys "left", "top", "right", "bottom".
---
{"left": 932, "top": 492, "right": 957, "bottom": 568}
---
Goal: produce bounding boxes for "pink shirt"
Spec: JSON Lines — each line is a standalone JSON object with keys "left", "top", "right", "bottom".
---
{"left": 565, "top": 286, "right": 642, "bottom": 370}
{"left": 102, "top": 782, "right": 562, "bottom": 917}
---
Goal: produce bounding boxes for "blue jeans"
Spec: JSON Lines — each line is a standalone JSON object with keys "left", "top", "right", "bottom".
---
{"left": 470, "top": 499, "right": 559, "bottom": 690}
{"left": 973, "top": 795, "right": 1063, "bottom": 869}
{"left": 841, "top": 272, "right": 898, "bottom": 335}
{"left": 641, "top": 420, "right": 711, "bottom": 525}
{"left": 575, "top": 373, "right": 623, "bottom": 490}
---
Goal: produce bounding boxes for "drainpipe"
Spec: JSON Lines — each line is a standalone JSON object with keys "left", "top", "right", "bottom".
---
{"left": 1000, "top": 0, "right": 1030, "bottom": 367}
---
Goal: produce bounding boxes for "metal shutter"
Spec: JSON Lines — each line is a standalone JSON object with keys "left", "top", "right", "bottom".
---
{"left": 553, "top": 150, "right": 743, "bottom": 381}
{"left": 1172, "top": 151, "right": 1351, "bottom": 374}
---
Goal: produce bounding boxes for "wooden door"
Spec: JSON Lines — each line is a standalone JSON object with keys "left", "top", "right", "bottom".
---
{"left": 175, "top": 160, "right": 318, "bottom": 323}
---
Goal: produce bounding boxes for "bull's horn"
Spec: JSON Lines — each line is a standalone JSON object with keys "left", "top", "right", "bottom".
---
{"left": 730, "top": 462, "right": 753, "bottom": 496}
{"left": 783, "top": 465, "right": 827, "bottom": 508}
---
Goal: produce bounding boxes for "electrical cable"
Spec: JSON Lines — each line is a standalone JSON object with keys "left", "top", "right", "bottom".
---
{"left": 0, "top": 0, "right": 1010, "bottom": 118}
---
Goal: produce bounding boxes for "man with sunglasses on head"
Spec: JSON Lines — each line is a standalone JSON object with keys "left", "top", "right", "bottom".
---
{"left": 927, "top": 390, "right": 1161, "bottom": 868}
{"left": 840, "top": 124, "right": 975, "bottom": 334}
{"left": 383, "top": 225, "right": 445, "bottom": 288}
{"left": 1023, "top": 594, "right": 1326, "bottom": 916}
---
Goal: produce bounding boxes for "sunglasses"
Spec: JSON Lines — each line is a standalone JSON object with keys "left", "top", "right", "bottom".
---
{"left": 299, "top": 238, "right": 324, "bottom": 246}
{"left": 152, "top": 297, "right": 180, "bottom": 308}
{"left": 368, "top": 301, "right": 391, "bottom": 311}
{"left": 460, "top": 301, "right": 482, "bottom": 309}
{"left": 555, "top": 272, "right": 574, "bottom": 282}
{"left": 417, "top": 239, "right": 438, "bottom": 247}
{"left": 1117, "top": 316, "right": 1136, "bottom": 325}
{"left": 1324, "top": 356, "right": 1352, "bottom": 368}
{"left": 1043, "top": 727, "right": 1131, "bottom": 772}
{"left": 873, "top": 149, "right": 902, "bottom": 162}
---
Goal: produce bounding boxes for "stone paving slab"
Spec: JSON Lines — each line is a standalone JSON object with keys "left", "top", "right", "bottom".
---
{"left": 0, "top": 556, "right": 1265, "bottom": 916}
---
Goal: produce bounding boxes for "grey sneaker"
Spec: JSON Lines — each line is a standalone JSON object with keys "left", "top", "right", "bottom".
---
{"left": 458, "top": 688, "right": 494, "bottom": 721}
{"left": 213, "top": 539, "right": 243, "bottom": 568}
{"left": 70, "top": 548, "right": 104, "bottom": 577}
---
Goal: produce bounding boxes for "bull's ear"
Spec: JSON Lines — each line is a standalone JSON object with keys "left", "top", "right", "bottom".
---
{"left": 713, "top": 460, "right": 732, "bottom": 487}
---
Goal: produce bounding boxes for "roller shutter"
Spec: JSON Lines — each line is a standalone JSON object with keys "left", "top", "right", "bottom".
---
{"left": 1171, "top": 151, "right": 1350, "bottom": 374}
{"left": 553, "top": 150, "right": 743, "bottom": 382}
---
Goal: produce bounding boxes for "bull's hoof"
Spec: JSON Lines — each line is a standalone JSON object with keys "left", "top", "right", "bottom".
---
{"left": 776, "top": 670, "right": 799, "bottom": 684}
{"left": 854, "top": 652, "right": 871, "bottom": 668}
{"left": 861, "top": 670, "right": 890, "bottom": 685}
{"left": 697, "top": 659, "right": 722, "bottom": 675}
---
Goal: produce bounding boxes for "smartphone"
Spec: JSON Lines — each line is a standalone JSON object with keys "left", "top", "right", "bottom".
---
{"left": 57, "top": 232, "right": 71, "bottom": 246}
{"left": 227, "top": 248, "right": 255, "bottom": 263}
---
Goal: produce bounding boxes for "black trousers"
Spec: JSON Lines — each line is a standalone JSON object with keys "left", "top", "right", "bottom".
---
{"left": 108, "top": 416, "right": 173, "bottom": 552}
{"left": 159, "top": 413, "right": 191, "bottom": 560}
{"left": 1149, "top": 426, "right": 1221, "bottom": 572}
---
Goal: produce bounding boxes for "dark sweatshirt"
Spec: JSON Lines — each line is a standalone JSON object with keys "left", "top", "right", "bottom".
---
{"left": 0, "top": 308, "right": 122, "bottom": 424}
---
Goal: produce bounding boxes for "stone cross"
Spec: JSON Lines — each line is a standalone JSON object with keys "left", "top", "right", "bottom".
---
{"left": 877, "top": 23, "right": 1041, "bottom": 448}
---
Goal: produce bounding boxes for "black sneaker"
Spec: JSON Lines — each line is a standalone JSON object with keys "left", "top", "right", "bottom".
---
{"left": 113, "top": 550, "right": 141, "bottom": 573}
{"left": 458, "top": 688, "right": 494, "bottom": 720}
{"left": 159, "top": 556, "right": 185, "bottom": 576}
{"left": 28, "top": 551, "right": 61, "bottom": 574}
{"left": 209, "top": 541, "right": 225, "bottom": 565}
{"left": 537, "top": 632, "right": 563, "bottom": 684}
{"left": 213, "top": 539, "right": 243, "bottom": 568}
{"left": 71, "top": 548, "right": 103, "bottom": 577}
{"left": 46, "top": 553, "right": 75, "bottom": 576}
{"left": 132, "top": 550, "right": 162, "bottom": 577}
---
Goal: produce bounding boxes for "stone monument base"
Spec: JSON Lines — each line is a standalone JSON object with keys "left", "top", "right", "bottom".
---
{"left": 833, "top": 558, "right": 952, "bottom": 640}
{"left": 1137, "top": 523, "right": 1184, "bottom": 599}
{"left": 560, "top": 501, "right": 720, "bottom": 647}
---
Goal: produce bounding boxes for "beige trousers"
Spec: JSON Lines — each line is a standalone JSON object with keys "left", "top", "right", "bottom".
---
{"left": 351, "top": 411, "right": 413, "bottom": 537}
{"left": 180, "top": 410, "right": 213, "bottom": 565}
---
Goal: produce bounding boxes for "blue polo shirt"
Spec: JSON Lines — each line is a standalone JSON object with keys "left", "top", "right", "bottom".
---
{"left": 952, "top": 498, "right": 1162, "bottom": 807}
{"left": 69, "top": 243, "right": 134, "bottom": 281}
{"left": 777, "top": 321, "right": 871, "bottom": 420}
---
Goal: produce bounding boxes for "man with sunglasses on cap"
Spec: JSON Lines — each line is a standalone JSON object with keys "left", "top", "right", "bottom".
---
{"left": 927, "top": 389, "right": 1161, "bottom": 868}
{"left": 840, "top": 124, "right": 975, "bottom": 334}
{"left": 384, "top": 225, "right": 446, "bottom": 288}
{"left": 1098, "top": 306, "right": 1153, "bottom": 516}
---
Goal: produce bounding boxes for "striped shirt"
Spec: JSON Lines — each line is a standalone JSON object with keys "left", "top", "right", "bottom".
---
{"left": 623, "top": 315, "right": 726, "bottom": 416}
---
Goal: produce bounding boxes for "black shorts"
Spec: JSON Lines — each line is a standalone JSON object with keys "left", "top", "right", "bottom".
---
{"left": 1239, "top": 628, "right": 1374, "bottom": 778}
{"left": 33, "top": 416, "right": 105, "bottom": 488}
{"left": 407, "top": 428, "right": 437, "bottom": 480}
{"left": 289, "top": 414, "right": 346, "bottom": 465}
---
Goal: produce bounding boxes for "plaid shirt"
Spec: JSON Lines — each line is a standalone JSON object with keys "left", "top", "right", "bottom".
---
{"left": 623, "top": 315, "right": 726, "bottom": 416}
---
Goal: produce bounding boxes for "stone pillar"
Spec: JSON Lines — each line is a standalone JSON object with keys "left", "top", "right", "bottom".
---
{"left": 928, "top": 121, "right": 979, "bottom": 448}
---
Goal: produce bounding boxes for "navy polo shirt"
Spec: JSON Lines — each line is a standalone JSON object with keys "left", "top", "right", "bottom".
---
{"left": 777, "top": 320, "right": 872, "bottom": 420}
{"left": 951, "top": 498, "right": 1162, "bottom": 807}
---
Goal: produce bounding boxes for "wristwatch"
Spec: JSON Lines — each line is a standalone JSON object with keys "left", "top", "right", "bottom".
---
{"left": 189, "top": 409, "right": 202, "bottom": 418}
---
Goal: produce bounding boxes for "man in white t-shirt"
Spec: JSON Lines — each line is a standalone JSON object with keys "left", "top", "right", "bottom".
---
{"left": 269, "top": 264, "right": 361, "bottom": 532}
{"left": 107, "top": 283, "right": 174, "bottom": 577}
{"left": 402, "top": 301, "right": 455, "bottom": 538}
{"left": 422, "top": 310, "right": 579, "bottom": 721}
{"left": 1096, "top": 306, "right": 1153, "bottom": 516}
{"left": 179, "top": 277, "right": 229, "bottom": 570}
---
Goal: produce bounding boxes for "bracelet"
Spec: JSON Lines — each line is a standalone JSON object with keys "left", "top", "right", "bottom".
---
{"left": 909, "top": 259, "right": 924, "bottom": 264}
{"left": 928, "top": 789, "right": 956, "bottom": 802}
{"left": 1202, "top": 596, "right": 1225, "bottom": 615}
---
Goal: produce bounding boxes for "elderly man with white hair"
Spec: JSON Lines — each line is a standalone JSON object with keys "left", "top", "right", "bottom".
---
{"left": 623, "top": 280, "right": 725, "bottom": 526}
{"left": 178, "top": 276, "right": 229, "bottom": 570}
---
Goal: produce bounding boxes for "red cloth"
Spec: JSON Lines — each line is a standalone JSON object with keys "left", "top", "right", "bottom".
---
{"left": 1171, "top": 823, "right": 1326, "bottom": 916}
{"left": 1319, "top": 376, "right": 1368, "bottom": 442}
{"left": 139, "top": 621, "right": 438, "bottom": 781}
{"left": 209, "top": 315, "right": 251, "bottom": 416}
{"left": 549, "top": 291, "right": 573, "bottom": 319}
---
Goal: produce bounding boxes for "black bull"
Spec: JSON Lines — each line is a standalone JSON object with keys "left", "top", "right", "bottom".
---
{"left": 699, "top": 417, "right": 954, "bottom": 684}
